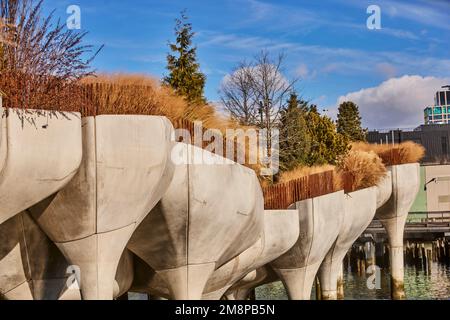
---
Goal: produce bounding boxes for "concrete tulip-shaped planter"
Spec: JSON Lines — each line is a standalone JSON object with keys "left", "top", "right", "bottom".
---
{"left": 127, "top": 143, "right": 265, "bottom": 300}
{"left": 0, "top": 212, "right": 80, "bottom": 300}
{"left": 269, "top": 190, "right": 345, "bottom": 300}
{"left": 318, "top": 187, "right": 378, "bottom": 300}
{"left": 201, "top": 209, "right": 299, "bottom": 300}
{"left": 375, "top": 163, "right": 420, "bottom": 300}
{"left": 0, "top": 107, "right": 82, "bottom": 225}
{"left": 28, "top": 115, "right": 175, "bottom": 300}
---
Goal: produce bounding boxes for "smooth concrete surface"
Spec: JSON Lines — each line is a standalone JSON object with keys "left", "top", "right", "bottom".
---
{"left": 0, "top": 108, "right": 82, "bottom": 225}
{"left": 127, "top": 143, "right": 265, "bottom": 300}
{"left": 0, "top": 211, "right": 80, "bottom": 300}
{"left": 376, "top": 172, "right": 392, "bottom": 209}
{"left": 201, "top": 210, "right": 299, "bottom": 300}
{"left": 270, "top": 191, "right": 345, "bottom": 300}
{"left": 224, "top": 267, "right": 278, "bottom": 300}
{"left": 28, "top": 115, "right": 175, "bottom": 300}
{"left": 318, "top": 187, "right": 377, "bottom": 300}
{"left": 376, "top": 163, "right": 420, "bottom": 300}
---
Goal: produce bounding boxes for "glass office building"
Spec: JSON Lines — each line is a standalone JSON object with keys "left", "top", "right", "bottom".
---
{"left": 424, "top": 87, "right": 450, "bottom": 124}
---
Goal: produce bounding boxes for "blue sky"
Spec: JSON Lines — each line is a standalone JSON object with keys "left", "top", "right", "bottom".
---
{"left": 43, "top": 0, "right": 450, "bottom": 128}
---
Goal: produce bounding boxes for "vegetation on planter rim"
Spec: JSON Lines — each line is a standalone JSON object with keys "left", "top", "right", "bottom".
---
{"left": 337, "top": 150, "right": 386, "bottom": 193}
{"left": 351, "top": 141, "right": 425, "bottom": 166}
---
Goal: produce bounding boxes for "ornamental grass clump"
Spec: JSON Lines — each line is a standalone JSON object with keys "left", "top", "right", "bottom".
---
{"left": 351, "top": 141, "right": 425, "bottom": 166}
{"left": 337, "top": 150, "right": 386, "bottom": 193}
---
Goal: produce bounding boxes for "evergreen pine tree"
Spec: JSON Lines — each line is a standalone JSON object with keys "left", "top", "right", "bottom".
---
{"left": 279, "top": 93, "right": 311, "bottom": 172}
{"left": 164, "top": 11, "right": 206, "bottom": 104}
{"left": 336, "top": 101, "right": 367, "bottom": 141}
{"left": 305, "top": 107, "right": 349, "bottom": 165}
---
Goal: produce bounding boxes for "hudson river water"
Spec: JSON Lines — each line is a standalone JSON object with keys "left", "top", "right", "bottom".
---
{"left": 256, "top": 263, "right": 450, "bottom": 300}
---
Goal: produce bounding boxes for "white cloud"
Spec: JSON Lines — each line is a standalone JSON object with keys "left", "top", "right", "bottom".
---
{"left": 337, "top": 75, "right": 450, "bottom": 129}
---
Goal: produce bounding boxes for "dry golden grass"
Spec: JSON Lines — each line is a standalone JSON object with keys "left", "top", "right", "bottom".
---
{"left": 81, "top": 73, "right": 245, "bottom": 131}
{"left": 351, "top": 141, "right": 425, "bottom": 166}
{"left": 81, "top": 73, "right": 192, "bottom": 120}
{"left": 81, "top": 73, "right": 264, "bottom": 175}
{"left": 337, "top": 150, "right": 386, "bottom": 192}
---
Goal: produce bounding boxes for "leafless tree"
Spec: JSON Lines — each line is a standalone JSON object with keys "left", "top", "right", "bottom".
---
{"left": 219, "top": 61, "right": 258, "bottom": 125}
{"left": 250, "top": 51, "right": 298, "bottom": 129}
{"left": 220, "top": 51, "right": 299, "bottom": 165}
{"left": 221, "top": 51, "right": 298, "bottom": 128}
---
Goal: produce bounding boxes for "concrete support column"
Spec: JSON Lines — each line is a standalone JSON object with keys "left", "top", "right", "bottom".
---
{"left": 337, "top": 263, "right": 344, "bottom": 300}
{"left": 376, "top": 164, "right": 420, "bottom": 300}
{"left": 274, "top": 264, "right": 320, "bottom": 300}
{"left": 157, "top": 263, "right": 216, "bottom": 300}
{"left": 318, "top": 251, "right": 340, "bottom": 300}
{"left": 270, "top": 191, "right": 345, "bottom": 301}
{"left": 379, "top": 214, "right": 408, "bottom": 300}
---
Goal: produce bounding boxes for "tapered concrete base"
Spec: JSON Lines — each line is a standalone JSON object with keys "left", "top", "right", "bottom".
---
{"left": 376, "top": 164, "right": 420, "bottom": 300}
{"left": 56, "top": 224, "right": 135, "bottom": 300}
{"left": 319, "top": 187, "right": 377, "bottom": 300}
{"left": 158, "top": 263, "right": 216, "bottom": 300}
{"left": 274, "top": 262, "right": 321, "bottom": 300}
{"left": 271, "top": 191, "right": 345, "bottom": 300}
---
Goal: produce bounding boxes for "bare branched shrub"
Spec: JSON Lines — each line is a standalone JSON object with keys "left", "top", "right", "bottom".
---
{"left": 0, "top": 0, "right": 101, "bottom": 111}
{"left": 351, "top": 141, "right": 425, "bottom": 166}
{"left": 337, "top": 150, "right": 386, "bottom": 192}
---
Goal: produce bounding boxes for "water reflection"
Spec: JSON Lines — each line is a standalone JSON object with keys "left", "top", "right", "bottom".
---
{"left": 256, "top": 263, "right": 450, "bottom": 300}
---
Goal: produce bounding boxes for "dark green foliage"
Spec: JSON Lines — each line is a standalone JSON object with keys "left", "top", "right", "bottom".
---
{"left": 336, "top": 101, "right": 367, "bottom": 141}
{"left": 304, "top": 106, "right": 349, "bottom": 166}
{"left": 163, "top": 10, "right": 206, "bottom": 104}
{"left": 279, "top": 93, "right": 311, "bottom": 171}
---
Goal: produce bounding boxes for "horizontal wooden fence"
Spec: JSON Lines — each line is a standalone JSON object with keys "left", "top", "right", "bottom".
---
{"left": 263, "top": 170, "right": 338, "bottom": 210}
